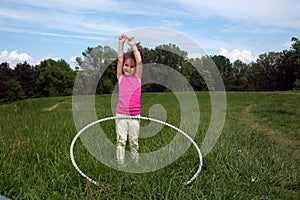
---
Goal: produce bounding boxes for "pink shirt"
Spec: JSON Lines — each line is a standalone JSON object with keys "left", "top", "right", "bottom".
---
{"left": 116, "top": 75, "right": 141, "bottom": 116}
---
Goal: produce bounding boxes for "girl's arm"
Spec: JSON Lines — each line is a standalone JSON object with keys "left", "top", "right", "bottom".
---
{"left": 127, "top": 37, "right": 143, "bottom": 81}
{"left": 117, "top": 34, "right": 126, "bottom": 80}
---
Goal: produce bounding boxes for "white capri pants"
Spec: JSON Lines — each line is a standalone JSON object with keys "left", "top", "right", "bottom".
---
{"left": 116, "top": 113, "right": 140, "bottom": 165}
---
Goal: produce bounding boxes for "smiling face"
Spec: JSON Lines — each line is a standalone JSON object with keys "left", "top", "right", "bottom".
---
{"left": 123, "top": 57, "right": 136, "bottom": 77}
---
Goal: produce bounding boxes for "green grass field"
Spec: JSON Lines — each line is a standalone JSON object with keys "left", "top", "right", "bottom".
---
{"left": 1, "top": 92, "right": 299, "bottom": 199}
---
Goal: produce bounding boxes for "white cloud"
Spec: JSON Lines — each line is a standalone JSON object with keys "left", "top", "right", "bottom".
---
{"left": 70, "top": 56, "right": 78, "bottom": 63}
{"left": 34, "top": 55, "right": 63, "bottom": 66}
{"left": 0, "top": 50, "right": 33, "bottom": 67}
{"left": 219, "top": 47, "right": 257, "bottom": 63}
{"left": 69, "top": 56, "right": 80, "bottom": 69}
{"left": 188, "top": 53, "right": 203, "bottom": 59}
{"left": 0, "top": 50, "right": 69, "bottom": 68}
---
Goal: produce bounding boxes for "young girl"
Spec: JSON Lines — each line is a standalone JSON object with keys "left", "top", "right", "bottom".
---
{"left": 116, "top": 34, "right": 144, "bottom": 166}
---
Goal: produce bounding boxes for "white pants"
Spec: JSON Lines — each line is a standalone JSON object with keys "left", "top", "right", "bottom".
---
{"left": 116, "top": 114, "right": 140, "bottom": 165}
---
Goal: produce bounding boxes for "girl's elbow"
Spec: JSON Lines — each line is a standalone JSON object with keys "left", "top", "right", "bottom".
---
{"left": 136, "top": 60, "right": 142, "bottom": 66}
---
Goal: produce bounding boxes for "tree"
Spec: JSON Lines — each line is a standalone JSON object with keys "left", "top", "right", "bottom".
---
{"left": 290, "top": 37, "right": 300, "bottom": 90}
{"left": 155, "top": 43, "right": 187, "bottom": 70}
{"left": 13, "top": 61, "right": 37, "bottom": 97}
{"left": 211, "top": 55, "right": 234, "bottom": 91}
{"left": 182, "top": 58, "right": 210, "bottom": 91}
{"left": 36, "top": 59, "right": 76, "bottom": 97}
{"left": 143, "top": 47, "right": 156, "bottom": 64}
{"left": 97, "top": 59, "right": 118, "bottom": 94}
{"left": 0, "top": 62, "right": 13, "bottom": 102}
{"left": 142, "top": 44, "right": 189, "bottom": 92}
{"left": 75, "top": 45, "right": 117, "bottom": 95}
{"left": 4, "top": 79, "right": 24, "bottom": 102}
{"left": 293, "top": 79, "right": 300, "bottom": 90}
{"left": 232, "top": 60, "right": 248, "bottom": 91}
{"left": 77, "top": 45, "right": 117, "bottom": 71}
{"left": 291, "top": 37, "right": 300, "bottom": 65}
{"left": 255, "top": 52, "right": 283, "bottom": 91}
{"left": 277, "top": 50, "right": 298, "bottom": 90}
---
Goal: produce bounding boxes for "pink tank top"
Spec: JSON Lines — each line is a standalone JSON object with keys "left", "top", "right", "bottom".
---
{"left": 116, "top": 75, "right": 141, "bottom": 116}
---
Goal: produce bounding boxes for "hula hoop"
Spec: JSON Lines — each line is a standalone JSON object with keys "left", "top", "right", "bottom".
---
{"left": 70, "top": 116, "right": 203, "bottom": 186}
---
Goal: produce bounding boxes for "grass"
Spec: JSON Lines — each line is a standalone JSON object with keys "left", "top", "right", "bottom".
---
{"left": 0, "top": 92, "right": 299, "bottom": 199}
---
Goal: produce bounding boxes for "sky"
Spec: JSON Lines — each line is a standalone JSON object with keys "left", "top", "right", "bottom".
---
{"left": 0, "top": 0, "right": 299, "bottom": 69}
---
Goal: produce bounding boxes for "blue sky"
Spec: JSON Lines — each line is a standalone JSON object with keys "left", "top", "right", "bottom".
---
{"left": 1, "top": 0, "right": 299, "bottom": 68}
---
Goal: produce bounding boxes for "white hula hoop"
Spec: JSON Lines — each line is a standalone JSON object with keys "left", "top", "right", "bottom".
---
{"left": 70, "top": 116, "right": 203, "bottom": 186}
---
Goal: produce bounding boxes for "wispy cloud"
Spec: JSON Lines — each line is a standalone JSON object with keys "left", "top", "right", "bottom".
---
{"left": 0, "top": 5, "right": 128, "bottom": 36}
{"left": 0, "top": 0, "right": 298, "bottom": 68}
{"left": 169, "top": 0, "right": 300, "bottom": 29}
{"left": 29, "top": 31, "right": 107, "bottom": 41}
{"left": 0, "top": 0, "right": 186, "bottom": 36}
{"left": 2, "top": 0, "right": 299, "bottom": 36}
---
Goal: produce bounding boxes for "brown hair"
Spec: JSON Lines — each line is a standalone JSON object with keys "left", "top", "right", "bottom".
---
{"left": 123, "top": 42, "right": 144, "bottom": 65}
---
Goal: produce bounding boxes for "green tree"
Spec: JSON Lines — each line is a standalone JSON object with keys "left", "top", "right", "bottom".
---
{"left": 155, "top": 43, "right": 187, "bottom": 70}
{"left": 36, "top": 59, "right": 76, "bottom": 97}
{"left": 255, "top": 52, "right": 282, "bottom": 90}
{"left": 0, "top": 62, "right": 13, "bottom": 102}
{"left": 74, "top": 69, "right": 99, "bottom": 95}
{"left": 182, "top": 58, "right": 211, "bottom": 91}
{"left": 13, "top": 61, "right": 37, "bottom": 97}
{"left": 211, "top": 55, "right": 234, "bottom": 91}
{"left": 4, "top": 79, "right": 24, "bottom": 102}
{"left": 290, "top": 37, "right": 300, "bottom": 90}
{"left": 77, "top": 45, "right": 117, "bottom": 71}
{"left": 143, "top": 48, "right": 156, "bottom": 64}
{"left": 75, "top": 45, "right": 117, "bottom": 94}
{"left": 142, "top": 44, "right": 188, "bottom": 92}
{"left": 277, "top": 50, "right": 298, "bottom": 90}
{"left": 291, "top": 37, "right": 300, "bottom": 64}
{"left": 232, "top": 60, "right": 248, "bottom": 91}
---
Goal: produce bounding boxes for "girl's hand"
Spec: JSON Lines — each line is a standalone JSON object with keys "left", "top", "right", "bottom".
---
{"left": 119, "top": 34, "right": 127, "bottom": 44}
{"left": 127, "top": 36, "right": 136, "bottom": 47}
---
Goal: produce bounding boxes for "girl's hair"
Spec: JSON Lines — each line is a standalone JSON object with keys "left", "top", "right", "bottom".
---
{"left": 123, "top": 42, "right": 144, "bottom": 64}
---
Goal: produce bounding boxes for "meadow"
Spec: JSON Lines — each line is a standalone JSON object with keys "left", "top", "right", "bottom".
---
{"left": 0, "top": 92, "right": 299, "bottom": 199}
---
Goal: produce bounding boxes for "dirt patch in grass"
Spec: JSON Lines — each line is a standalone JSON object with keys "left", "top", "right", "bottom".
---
{"left": 43, "top": 103, "right": 61, "bottom": 111}
{"left": 241, "top": 105, "right": 300, "bottom": 157}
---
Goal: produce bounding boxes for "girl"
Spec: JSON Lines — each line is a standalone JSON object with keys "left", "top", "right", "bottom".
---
{"left": 116, "top": 34, "right": 144, "bottom": 166}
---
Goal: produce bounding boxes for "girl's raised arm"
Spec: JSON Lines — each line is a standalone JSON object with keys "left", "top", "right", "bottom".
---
{"left": 117, "top": 34, "right": 126, "bottom": 80}
{"left": 127, "top": 37, "right": 143, "bottom": 81}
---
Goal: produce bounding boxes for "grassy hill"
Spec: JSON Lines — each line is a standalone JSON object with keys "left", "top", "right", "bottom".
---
{"left": 0, "top": 92, "right": 299, "bottom": 199}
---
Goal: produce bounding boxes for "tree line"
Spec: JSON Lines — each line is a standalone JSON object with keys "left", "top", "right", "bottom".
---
{"left": 1, "top": 37, "right": 299, "bottom": 104}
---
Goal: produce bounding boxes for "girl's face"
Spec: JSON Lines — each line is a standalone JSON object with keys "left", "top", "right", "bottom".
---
{"left": 123, "top": 58, "right": 136, "bottom": 77}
